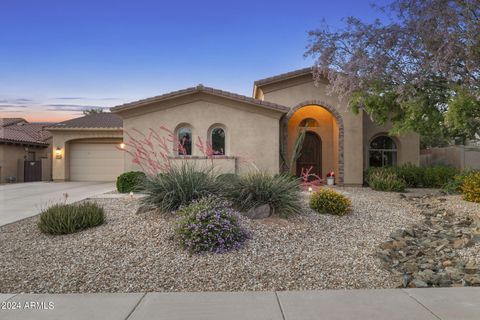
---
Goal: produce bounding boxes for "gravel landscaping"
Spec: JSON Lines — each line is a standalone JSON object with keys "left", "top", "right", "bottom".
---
{"left": 378, "top": 193, "right": 480, "bottom": 288}
{"left": 0, "top": 187, "right": 465, "bottom": 293}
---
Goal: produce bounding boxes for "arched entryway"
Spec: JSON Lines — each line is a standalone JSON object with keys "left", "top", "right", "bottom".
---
{"left": 281, "top": 100, "right": 344, "bottom": 183}
{"left": 296, "top": 131, "right": 322, "bottom": 177}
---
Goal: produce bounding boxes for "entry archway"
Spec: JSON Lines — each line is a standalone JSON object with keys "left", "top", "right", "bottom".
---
{"left": 282, "top": 100, "right": 344, "bottom": 183}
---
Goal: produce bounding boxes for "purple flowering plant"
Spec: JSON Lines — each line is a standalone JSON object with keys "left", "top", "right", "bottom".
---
{"left": 175, "top": 196, "right": 250, "bottom": 254}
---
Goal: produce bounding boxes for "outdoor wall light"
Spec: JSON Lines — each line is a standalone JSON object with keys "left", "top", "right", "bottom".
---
{"left": 55, "top": 147, "right": 63, "bottom": 159}
{"left": 119, "top": 143, "right": 125, "bottom": 149}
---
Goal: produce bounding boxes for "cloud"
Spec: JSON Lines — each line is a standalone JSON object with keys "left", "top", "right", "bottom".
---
{"left": 55, "top": 97, "right": 85, "bottom": 100}
{"left": 0, "top": 104, "right": 28, "bottom": 108}
{"left": 15, "top": 98, "right": 33, "bottom": 102}
{"left": 45, "top": 104, "right": 109, "bottom": 112}
{"left": 0, "top": 108, "right": 23, "bottom": 112}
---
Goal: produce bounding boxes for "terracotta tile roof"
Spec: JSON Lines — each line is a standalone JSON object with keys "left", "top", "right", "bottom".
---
{"left": 0, "top": 119, "right": 51, "bottom": 146}
{"left": 0, "top": 118, "right": 27, "bottom": 127}
{"left": 48, "top": 113, "right": 123, "bottom": 130}
{"left": 110, "top": 84, "right": 290, "bottom": 113}
{"left": 254, "top": 67, "right": 314, "bottom": 87}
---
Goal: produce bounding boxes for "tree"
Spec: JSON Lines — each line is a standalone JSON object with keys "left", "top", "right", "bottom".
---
{"left": 82, "top": 107, "right": 105, "bottom": 115}
{"left": 306, "top": 0, "right": 479, "bottom": 146}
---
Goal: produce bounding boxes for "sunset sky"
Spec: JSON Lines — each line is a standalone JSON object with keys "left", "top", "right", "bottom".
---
{"left": 0, "top": 0, "right": 388, "bottom": 122}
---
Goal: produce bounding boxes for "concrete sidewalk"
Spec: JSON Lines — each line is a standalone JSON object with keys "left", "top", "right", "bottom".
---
{"left": 0, "top": 288, "right": 478, "bottom": 320}
{"left": 0, "top": 181, "right": 115, "bottom": 226}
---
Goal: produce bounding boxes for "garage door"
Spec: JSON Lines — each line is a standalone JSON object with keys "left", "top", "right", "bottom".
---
{"left": 70, "top": 143, "right": 124, "bottom": 181}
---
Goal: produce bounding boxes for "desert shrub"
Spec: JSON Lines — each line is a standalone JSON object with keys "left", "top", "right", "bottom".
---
{"left": 175, "top": 196, "right": 250, "bottom": 253}
{"left": 365, "top": 165, "right": 458, "bottom": 189}
{"left": 422, "top": 166, "right": 459, "bottom": 188}
{"left": 227, "top": 172, "right": 302, "bottom": 217}
{"left": 116, "top": 171, "right": 146, "bottom": 193}
{"left": 309, "top": 188, "right": 352, "bottom": 215}
{"left": 141, "top": 163, "right": 223, "bottom": 213}
{"left": 216, "top": 173, "right": 239, "bottom": 184}
{"left": 441, "top": 170, "right": 473, "bottom": 194}
{"left": 38, "top": 202, "right": 104, "bottom": 235}
{"left": 366, "top": 169, "right": 406, "bottom": 192}
{"left": 393, "top": 164, "right": 425, "bottom": 187}
{"left": 461, "top": 172, "right": 480, "bottom": 203}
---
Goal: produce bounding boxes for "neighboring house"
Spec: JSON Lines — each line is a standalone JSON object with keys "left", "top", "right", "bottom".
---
{"left": 50, "top": 68, "right": 419, "bottom": 185}
{"left": 0, "top": 118, "right": 52, "bottom": 183}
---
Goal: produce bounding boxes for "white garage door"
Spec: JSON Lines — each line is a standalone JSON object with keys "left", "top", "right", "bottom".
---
{"left": 70, "top": 143, "right": 124, "bottom": 181}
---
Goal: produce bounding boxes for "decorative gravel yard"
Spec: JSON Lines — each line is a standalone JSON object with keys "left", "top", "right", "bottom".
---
{"left": 0, "top": 187, "right": 432, "bottom": 293}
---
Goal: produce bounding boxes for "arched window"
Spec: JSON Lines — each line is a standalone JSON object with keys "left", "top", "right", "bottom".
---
{"left": 299, "top": 118, "right": 319, "bottom": 128}
{"left": 210, "top": 127, "right": 225, "bottom": 155}
{"left": 369, "top": 136, "right": 397, "bottom": 167}
{"left": 177, "top": 126, "right": 192, "bottom": 155}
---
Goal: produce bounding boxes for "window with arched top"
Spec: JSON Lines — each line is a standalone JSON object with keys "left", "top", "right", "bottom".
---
{"left": 210, "top": 127, "right": 225, "bottom": 155}
{"left": 177, "top": 126, "right": 192, "bottom": 155}
{"left": 369, "top": 136, "right": 397, "bottom": 167}
{"left": 299, "top": 118, "right": 319, "bottom": 128}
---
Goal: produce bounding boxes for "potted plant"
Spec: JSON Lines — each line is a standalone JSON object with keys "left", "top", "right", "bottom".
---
{"left": 326, "top": 171, "right": 335, "bottom": 185}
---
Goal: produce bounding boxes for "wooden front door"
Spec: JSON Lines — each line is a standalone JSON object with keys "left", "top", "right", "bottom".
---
{"left": 296, "top": 131, "right": 322, "bottom": 178}
{"left": 24, "top": 160, "right": 42, "bottom": 182}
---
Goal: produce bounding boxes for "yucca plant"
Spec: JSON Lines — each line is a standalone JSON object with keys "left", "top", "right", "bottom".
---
{"left": 38, "top": 202, "right": 105, "bottom": 235}
{"left": 227, "top": 171, "right": 303, "bottom": 217}
{"left": 141, "top": 162, "right": 224, "bottom": 213}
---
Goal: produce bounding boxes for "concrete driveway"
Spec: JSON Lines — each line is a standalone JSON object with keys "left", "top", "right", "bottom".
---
{"left": 0, "top": 182, "right": 115, "bottom": 227}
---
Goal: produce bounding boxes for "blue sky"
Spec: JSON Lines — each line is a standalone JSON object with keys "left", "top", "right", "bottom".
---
{"left": 0, "top": 0, "right": 388, "bottom": 121}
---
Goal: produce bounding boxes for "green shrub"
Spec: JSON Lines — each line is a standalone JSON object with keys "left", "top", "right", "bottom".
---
{"left": 393, "top": 164, "right": 424, "bottom": 187}
{"left": 116, "top": 171, "right": 146, "bottom": 193}
{"left": 175, "top": 196, "right": 250, "bottom": 253}
{"left": 216, "top": 173, "right": 239, "bottom": 184}
{"left": 365, "top": 165, "right": 459, "bottom": 189}
{"left": 422, "top": 166, "right": 459, "bottom": 188}
{"left": 227, "top": 172, "right": 302, "bottom": 217}
{"left": 461, "top": 172, "right": 480, "bottom": 203}
{"left": 366, "top": 169, "right": 406, "bottom": 192}
{"left": 38, "top": 202, "right": 105, "bottom": 235}
{"left": 441, "top": 171, "right": 473, "bottom": 194}
{"left": 141, "top": 163, "right": 223, "bottom": 213}
{"left": 309, "top": 188, "right": 352, "bottom": 215}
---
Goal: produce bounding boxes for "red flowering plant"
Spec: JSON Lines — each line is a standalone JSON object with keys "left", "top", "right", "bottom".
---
{"left": 120, "top": 126, "right": 220, "bottom": 176}
{"left": 300, "top": 166, "right": 323, "bottom": 192}
{"left": 326, "top": 171, "right": 335, "bottom": 178}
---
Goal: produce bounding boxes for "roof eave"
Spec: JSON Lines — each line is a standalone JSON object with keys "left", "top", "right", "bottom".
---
{"left": 253, "top": 67, "right": 314, "bottom": 88}
{"left": 0, "top": 139, "right": 49, "bottom": 147}
{"left": 46, "top": 127, "right": 123, "bottom": 131}
{"left": 110, "top": 86, "right": 289, "bottom": 114}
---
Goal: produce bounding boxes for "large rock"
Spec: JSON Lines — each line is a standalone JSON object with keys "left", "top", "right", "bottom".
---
{"left": 244, "top": 204, "right": 271, "bottom": 219}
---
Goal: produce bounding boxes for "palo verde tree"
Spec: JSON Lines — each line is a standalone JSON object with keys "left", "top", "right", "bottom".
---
{"left": 306, "top": 0, "right": 479, "bottom": 146}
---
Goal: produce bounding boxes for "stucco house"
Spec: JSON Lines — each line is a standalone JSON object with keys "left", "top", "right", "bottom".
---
{"left": 0, "top": 118, "right": 52, "bottom": 183}
{"left": 49, "top": 68, "right": 419, "bottom": 185}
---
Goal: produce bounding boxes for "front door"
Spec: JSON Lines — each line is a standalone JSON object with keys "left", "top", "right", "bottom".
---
{"left": 296, "top": 131, "right": 322, "bottom": 178}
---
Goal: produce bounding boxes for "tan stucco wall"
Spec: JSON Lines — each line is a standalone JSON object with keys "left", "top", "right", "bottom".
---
{"left": 117, "top": 93, "right": 282, "bottom": 175}
{"left": 259, "top": 77, "right": 364, "bottom": 185}
{"left": 0, "top": 144, "right": 49, "bottom": 183}
{"left": 362, "top": 113, "right": 420, "bottom": 168}
{"left": 50, "top": 129, "right": 123, "bottom": 181}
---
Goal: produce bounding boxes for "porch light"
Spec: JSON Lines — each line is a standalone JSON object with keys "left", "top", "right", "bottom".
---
{"left": 119, "top": 143, "right": 125, "bottom": 149}
{"left": 55, "top": 147, "right": 63, "bottom": 159}
{"left": 308, "top": 187, "right": 313, "bottom": 193}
